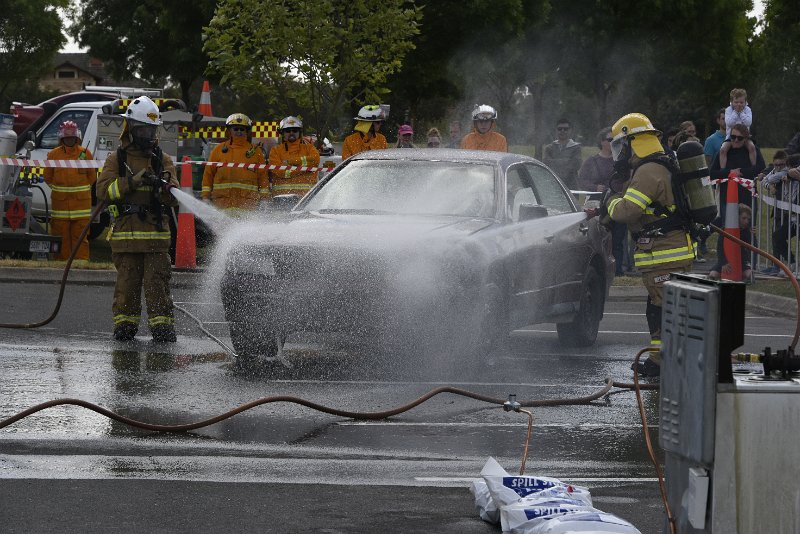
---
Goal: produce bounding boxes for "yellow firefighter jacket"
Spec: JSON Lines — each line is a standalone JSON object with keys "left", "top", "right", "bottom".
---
{"left": 608, "top": 159, "right": 696, "bottom": 270}
{"left": 268, "top": 138, "right": 320, "bottom": 196}
{"left": 341, "top": 131, "right": 388, "bottom": 160}
{"left": 201, "top": 137, "right": 269, "bottom": 211}
{"left": 97, "top": 141, "right": 178, "bottom": 253}
{"left": 44, "top": 143, "right": 96, "bottom": 220}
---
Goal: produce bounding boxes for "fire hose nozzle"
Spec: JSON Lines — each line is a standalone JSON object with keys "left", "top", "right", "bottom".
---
{"left": 503, "top": 394, "right": 521, "bottom": 412}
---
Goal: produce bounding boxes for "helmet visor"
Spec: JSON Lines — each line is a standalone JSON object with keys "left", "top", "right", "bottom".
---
{"left": 611, "top": 137, "right": 628, "bottom": 162}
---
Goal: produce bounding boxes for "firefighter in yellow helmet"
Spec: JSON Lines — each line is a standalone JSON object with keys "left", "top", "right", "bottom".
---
{"left": 97, "top": 96, "right": 180, "bottom": 342}
{"left": 605, "top": 113, "right": 696, "bottom": 377}
{"left": 460, "top": 105, "right": 508, "bottom": 152}
{"left": 43, "top": 121, "right": 95, "bottom": 261}
{"left": 201, "top": 113, "right": 270, "bottom": 213}
{"left": 268, "top": 116, "right": 320, "bottom": 197}
{"left": 341, "top": 105, "right": 388, "bottom": 159}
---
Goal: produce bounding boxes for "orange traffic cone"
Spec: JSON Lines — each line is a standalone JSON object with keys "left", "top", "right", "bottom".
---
{"left": 722, "top": 171, "right": 742, "bottom": 281}
{"left": 174, "top": 157, "right": 197, "bottom": 269}
{"left": 198, "top": 80, "right": 213, "bottom": 116}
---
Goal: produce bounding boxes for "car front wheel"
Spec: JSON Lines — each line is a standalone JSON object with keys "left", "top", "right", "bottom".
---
{"left": 557, "top": 267, "right": 603, "bottom": 347}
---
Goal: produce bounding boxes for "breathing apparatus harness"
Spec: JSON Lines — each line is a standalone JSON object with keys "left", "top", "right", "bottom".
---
{"left": 110, "top": 146, "right": 172, "bottom": 231}
{"left": 632, "top": 154, "right": 690, "bottom": 239}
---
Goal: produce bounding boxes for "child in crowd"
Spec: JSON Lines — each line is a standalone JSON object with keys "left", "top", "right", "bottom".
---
{"left": 719, "top": 88, "right": 756, "bottom": 168}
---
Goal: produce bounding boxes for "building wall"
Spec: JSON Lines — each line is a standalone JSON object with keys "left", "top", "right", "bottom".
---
{"left": 40, "top": 65, "right": 100, "bottom": 93}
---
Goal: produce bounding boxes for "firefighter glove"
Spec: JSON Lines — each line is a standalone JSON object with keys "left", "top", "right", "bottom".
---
{"left": 128, "top": 168, "right": 152, "bottom": 190}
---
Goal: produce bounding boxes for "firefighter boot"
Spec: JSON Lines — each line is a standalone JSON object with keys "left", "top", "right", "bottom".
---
{"left": 151, "top": 325, "right": 177, "bottom": 343}
{"left": 113, "top": 324, "right": 138, "bottom": 342}
{"left": 631, "top": 300, "right": 662, "bottom": 377}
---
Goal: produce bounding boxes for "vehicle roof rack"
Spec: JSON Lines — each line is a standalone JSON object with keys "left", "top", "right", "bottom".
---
{"left": 82, "top": 85, "right": 163, "bottom": 98}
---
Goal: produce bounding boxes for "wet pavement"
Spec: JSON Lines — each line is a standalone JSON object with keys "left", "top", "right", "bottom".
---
{"left": 0, "top": 274, "right": 795, "bottom": 533}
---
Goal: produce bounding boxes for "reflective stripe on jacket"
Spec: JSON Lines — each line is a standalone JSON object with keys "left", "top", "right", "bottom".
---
{"left": 608, "top": 160, "right": 695, "bottom": 270}
{"left": 201, "top": 137, "right": 269, "bottom": 210}
{"left": 96, "top": 141, "right": 178, "bottom": 253}
{"left": 268, "top": 139, "right": 320, "bottom": 196}
{"left": 43, "top": 144, "right": 96, "bottom": 220}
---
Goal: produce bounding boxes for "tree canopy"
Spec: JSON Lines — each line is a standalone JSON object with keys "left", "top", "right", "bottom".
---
{"left": 68, "top": 0, "right": 217, "bottom": 104}
{"left": 0, "top": 0, "right": 66, "bottom": 108}
{"left": 203, "top": 0, "right": 421, "bottom": 140}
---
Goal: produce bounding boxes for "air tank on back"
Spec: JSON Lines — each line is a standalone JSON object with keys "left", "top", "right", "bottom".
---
{"left": 676, "top": 140, "right": 717, "bottom": 225}
{"left": 0, "top": 113, "right": 18, "bottom": 192}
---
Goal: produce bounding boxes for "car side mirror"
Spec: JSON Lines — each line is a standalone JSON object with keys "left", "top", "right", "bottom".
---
{"left": 519, "top": 204, "right": 548, "bottom": 221}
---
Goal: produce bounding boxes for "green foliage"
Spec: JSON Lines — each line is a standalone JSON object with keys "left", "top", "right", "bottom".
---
{"left": 751, "top": 0, "right": 800, "bottom": 146}
{"left": 0, "top": 0, "right": 66, "bottom": 107}
{"left": 68, "top": 0, "right": 217, "bottom": 104}
{"left": 204, "top": 0, "right": 421, "bottom": 139}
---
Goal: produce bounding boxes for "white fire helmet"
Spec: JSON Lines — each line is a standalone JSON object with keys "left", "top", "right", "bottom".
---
{"left": 124, "top": 96, "right": 162, "bottom": 126}
{"left": 279, "top": 116, "right": 303, "bottom": 130}
{"left": 472, "top": 104, "right": 497, "bottom": 121}
{"left": 354, "top": 105, "right": 386, "bottom": 122}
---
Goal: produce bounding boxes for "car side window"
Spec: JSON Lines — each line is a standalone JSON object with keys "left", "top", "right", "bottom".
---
{"left": 524, "top": 163, "right": 574, "bottom": 214}
{"left": 506, "top": 164, "right": 540, "bottom": 222}
{"left": 39, "top": 110, "right": 95, "bottom": 150}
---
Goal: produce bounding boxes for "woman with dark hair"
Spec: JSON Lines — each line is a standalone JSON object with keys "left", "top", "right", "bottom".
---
{"left": 709, "top": 123, "right": 765, "bottom": 221}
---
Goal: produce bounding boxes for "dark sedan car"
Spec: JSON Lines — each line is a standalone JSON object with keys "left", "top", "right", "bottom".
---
{"left": 220, "top": 149, "right": 614, "bottom": 367}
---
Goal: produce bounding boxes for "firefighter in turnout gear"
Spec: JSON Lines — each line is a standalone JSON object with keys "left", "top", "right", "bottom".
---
{"left": 268, "top": 116, "right": 320, "bottom": 197}
{"left": 606, "top": 113, "right": 696, "bottom": 377}
{"left": 341, "top": 105, "right": 388, "bottom": 159}
{"left": 97, "top": 96, "right": 180, "bottom": 343}
{"left": 201, "top": 113, "right": 270, "bottom": 212}
{"left": 43, "top": 121, "right": 96, "bottom": 261}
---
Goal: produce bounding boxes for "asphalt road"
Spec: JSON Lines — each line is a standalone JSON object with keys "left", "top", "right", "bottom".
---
{"left": 0, "top": 277, "right": 794, "bottom": 533}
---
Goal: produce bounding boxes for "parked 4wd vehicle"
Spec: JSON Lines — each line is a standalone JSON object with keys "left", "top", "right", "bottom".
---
{"left": 10, "top": 91, "right": 121, "bottom": 144}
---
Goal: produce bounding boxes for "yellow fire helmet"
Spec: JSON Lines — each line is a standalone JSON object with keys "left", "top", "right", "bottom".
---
{"left": 611, "top": 113, "right": 663, "bottom": 160}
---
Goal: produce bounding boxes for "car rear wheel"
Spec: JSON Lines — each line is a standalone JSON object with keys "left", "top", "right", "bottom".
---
{"left": 557, "top": 267, "right": 603, "bottom": 347}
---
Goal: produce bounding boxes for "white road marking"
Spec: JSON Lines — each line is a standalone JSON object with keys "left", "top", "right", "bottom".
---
{"left": 337, "top": 421, "right": 657, "bottom": 429}
{"left": 520, "top": 328, "right": 793, "bottom": 338}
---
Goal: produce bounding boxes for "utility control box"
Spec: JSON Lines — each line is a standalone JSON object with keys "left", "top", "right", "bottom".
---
{"left": 661, "top": 274, "right": 799, "bottom": 533}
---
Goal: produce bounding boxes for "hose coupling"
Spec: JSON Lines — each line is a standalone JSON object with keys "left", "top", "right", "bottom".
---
{"left": 503, "top": 394, "right": 521, "bottom": 413}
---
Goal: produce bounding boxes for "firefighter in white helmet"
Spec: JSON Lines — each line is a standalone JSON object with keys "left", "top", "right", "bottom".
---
{"left": 201, "top": 113, "right": 270, "bottom": 212}
{"left": 341, "top": 105, "right": 388, "bottom": 159}
{"left": 460, "top": 105, "right": 507, "bottom": 152}
{"left": 268, "top": 116, "right": 320, "bottom": 197}
{"left": 97, "top": 96, "right": 180, "bottom": 342}
{"left": 605, "top": 113, "right": 696, "bottom": 377}
{"left": 43, "top": 120, "right": 95, "bottom": 261}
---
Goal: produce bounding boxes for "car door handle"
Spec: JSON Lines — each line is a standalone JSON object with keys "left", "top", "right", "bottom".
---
{"left": 579, "top": 224, "right": 589, "bottom": 235}
{"left": 545, "top": 234, "right": 555, "bottom": 243}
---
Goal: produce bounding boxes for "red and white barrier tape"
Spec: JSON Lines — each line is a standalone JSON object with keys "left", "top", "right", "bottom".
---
{"left": 0, "top": 157, "right": 330, "bottom": 173}
{"left": 710, "top": 176, "right": 756, "bottom": 191}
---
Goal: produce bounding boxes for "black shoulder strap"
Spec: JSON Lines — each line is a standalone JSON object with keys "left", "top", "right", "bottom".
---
{"left": 116, "top": 147, "right": 127, "bottom": 177}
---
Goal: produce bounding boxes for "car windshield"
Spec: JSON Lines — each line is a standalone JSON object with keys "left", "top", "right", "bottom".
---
{"left": 302, "top": 159, "right": 496, "bottom": 217}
